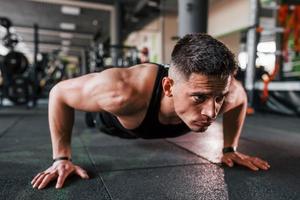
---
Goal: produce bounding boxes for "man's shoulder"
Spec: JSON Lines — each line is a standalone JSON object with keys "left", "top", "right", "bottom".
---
{"left": 126, "top": 63, "right": 162, "bottom": 82}
{"left": 219, "top": 78, "right": 247, "bottom": 114}
{"left": 129, "top": 63, "right": 163, "bottom": 71}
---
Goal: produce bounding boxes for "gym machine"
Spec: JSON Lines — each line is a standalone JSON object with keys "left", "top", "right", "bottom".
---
{"left": 86, "top": 42, "right": 140, "bottom": 73}
{"left": 37, "top": 52, "right": 67, "bottom": 97}
{"left": 244, "top": 0, "right": 300, "bottom": 116}
{"left": 109, "top": 45, "right": 140, "bottom": 67}
{"left": 0, "top": 17, "right": 34, "bottom": 106}
{"left": 0, "top": 17, "right": 67, "bottom": 107}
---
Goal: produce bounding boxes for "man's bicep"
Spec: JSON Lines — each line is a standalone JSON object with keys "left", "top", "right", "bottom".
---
{"left": 52, "top": 72, "right": 114, "bottom": 112}
{"left": 50, "top": 73, "right": 99, "bottom": 112}
{"left": 54, "top": 69, "right": 133, "bottom": 113}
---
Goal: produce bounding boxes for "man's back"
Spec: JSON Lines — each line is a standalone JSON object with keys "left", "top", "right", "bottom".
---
{"left": 97, "top": 63, "right": 189, "bottom": 139}
{"left": 52, "top": 63, "right": 159, "bottom": 128}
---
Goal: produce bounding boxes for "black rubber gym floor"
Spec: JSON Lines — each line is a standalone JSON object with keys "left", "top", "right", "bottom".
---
{"left": 0, "top": 106, "right": 299, "bottom": 200}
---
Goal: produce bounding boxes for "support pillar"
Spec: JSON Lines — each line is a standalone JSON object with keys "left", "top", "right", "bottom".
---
{"left": 245, "top": 0, "right": 259, "bottom": 107}
{"left": 81, "top": 49, "right": 88, "bottom": 75}
{"left": 178, "top": 0, "right": 208, "bottom": 37}
{"left": 274, "top": 0, "right": 283, "bottom": 80}
{"left": 32, "top": 23, "right": 39, "bottom": 107}
{"left": 110, "top": 0, "right": 122, "bottom": 66}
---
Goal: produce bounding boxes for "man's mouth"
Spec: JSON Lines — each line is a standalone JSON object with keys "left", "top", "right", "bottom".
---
{"left": 193, "top": 121, "right": 212, "bottom": 127}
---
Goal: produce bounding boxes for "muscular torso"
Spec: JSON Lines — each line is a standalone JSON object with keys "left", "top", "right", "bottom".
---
{"left": 58, "top": 62, "right": 244, "bottom": 136}
{"left": 97, "top": 63, "right": 190, "bottom": 139}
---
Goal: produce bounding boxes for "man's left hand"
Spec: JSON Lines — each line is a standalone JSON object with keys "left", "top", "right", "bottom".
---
{"left": 221, "top": 151, "right": 270, "bottom": 171}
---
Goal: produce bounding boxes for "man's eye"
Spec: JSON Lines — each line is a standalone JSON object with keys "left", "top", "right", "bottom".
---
{"left": 215, "top": 95, "right": 225, "bottom": 103}
{"left": 193, "top": 96, "right": 206, "bottom": 103}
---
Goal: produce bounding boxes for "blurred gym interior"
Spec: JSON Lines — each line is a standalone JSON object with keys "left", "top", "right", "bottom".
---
{"left": 0, "top": 0, "right": 299, "bottom": 199}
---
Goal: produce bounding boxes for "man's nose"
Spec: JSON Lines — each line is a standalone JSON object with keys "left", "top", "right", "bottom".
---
{"left": 201, "top": 99, "right": 217, "bottom": 119}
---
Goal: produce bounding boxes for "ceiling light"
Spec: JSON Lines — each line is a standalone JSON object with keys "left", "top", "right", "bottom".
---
{"left": 238, "top": 52, "right": 248, "bottom": 70}
{"left": 0, "top": 44, "right": 9, "bottom": 56}
{"left": 61, "top": 40, "right": 71, "bottom": 46}
{"left": 60, "top": 23, "right": 76, "bottom": 31}
{"left": 61, "top": 6, "right": 80, "bottom": 16}
{"left": 92, "top": 19, "right": 98, "bottom": 26}
{"left": 148, "top": 1, "right": 158, "bottom": 7}
{"left": 61, "top": 46, "right": 69, "bottom": 52}
{"left": 59, "top": 32, "right": 74, "bottom": 39}
{"left": 257, "top": 41, "right": 276, "bottom": 53}
{"left": 130, "top": 16, "right": 139, "bottom": 23}
{"left": 0, "top": 26, "right": 7, "bottom": 38}
{"left": 37, "top": 53, "right": 43, "bottom": 61}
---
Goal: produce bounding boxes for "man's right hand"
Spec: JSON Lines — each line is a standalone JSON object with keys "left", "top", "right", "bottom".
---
{"left": 31, "top": 160, "right": 89, "bottom": 190}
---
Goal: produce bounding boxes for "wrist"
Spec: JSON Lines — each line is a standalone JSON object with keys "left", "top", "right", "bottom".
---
{"left": 53, "top": 156, "right": 72, "bottom": 163}
{"left": 53, "top": 147, "right": 71, "bottom": 159}
{"left": 222, "top": 146, "right": 237, "bottom": 154}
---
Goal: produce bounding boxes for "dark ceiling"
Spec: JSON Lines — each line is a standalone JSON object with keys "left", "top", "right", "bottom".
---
{"left": 0, "top": 0, "right": 160, "bottom": 57}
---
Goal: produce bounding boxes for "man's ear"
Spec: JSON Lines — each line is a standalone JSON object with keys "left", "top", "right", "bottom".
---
{"left": 162, "top": 77, "right": 174, "bottom": 97}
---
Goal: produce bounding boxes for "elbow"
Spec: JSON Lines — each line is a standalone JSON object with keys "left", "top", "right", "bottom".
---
{"left": 241, "top": 88, "right": 248, "bottom": 108}
{"left": 49, "top": 84, "right": 58, "bottom": 97}
{"left": 235, "top": 80, "right": 248, "bottom": 107}
{"left": 48, "top": 82, "right": 73, "bottom": 111}
{"left": 49, "top": 83, "right": 63, "bottom": 101}
{"left": 239, "top": 90, "right": 247, "bottom": 106}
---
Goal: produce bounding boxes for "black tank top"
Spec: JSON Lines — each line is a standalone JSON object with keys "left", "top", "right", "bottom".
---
{"left": 99, "top": 64, "right": 190, "bottom": 139}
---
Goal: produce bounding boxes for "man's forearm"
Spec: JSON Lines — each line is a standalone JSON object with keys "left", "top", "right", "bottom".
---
{"left": 222, "top": 101, "right": 247, "bottom": 148}
{"left": 48, "top": 86, "right": 74, "bottom": 159}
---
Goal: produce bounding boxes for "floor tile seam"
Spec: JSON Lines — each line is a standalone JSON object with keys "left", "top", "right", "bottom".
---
{"left": 74, "top": 135, "right": 173, "bottom": 147}
{"left": 244, "top": 123, "right": 300, "bottom": 136}
{"left": 168, "top": 136, "right": 299, "bottom": 164}
{"left": 247, "top": 116, "right": 299, "bottom": 123}
{"left": 99, "top": 162, "right": 211, "bottom": 174}
{"left": 164, "top": 139, "right": 222, "bottom": 165}
{"left": 239, "top": 137, "right": 300, "bottom": 153}
{"left": 78, "top": 134, "right": 114, "bottom": 200}
{"left": 73, "top": 142, "right": 176, "bottom": 149}
{"left": 0, "top": 117, "right": 23, "bottom": 138}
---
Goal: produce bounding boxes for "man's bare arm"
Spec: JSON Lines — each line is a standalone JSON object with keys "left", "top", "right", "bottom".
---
{"left": 47, "top": 67, "right": 140, "bottom": 157}
{"left": 31, "top": 67, "right": 140, "bottom": 190}
{"left": 220, "top": 78, "right": 270, "bottom": 171}
{"left": 221, "top": 78, "right": 247, "bottom": 149}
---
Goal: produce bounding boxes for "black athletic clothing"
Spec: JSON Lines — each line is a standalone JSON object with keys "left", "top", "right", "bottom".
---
{"left": 97, "top": 63, "right": 190, "bottom": 139}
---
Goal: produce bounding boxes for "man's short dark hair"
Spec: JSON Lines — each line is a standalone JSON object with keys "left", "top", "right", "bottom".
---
{"left": 170, "top": 33, "right": 237, "bottom": 79}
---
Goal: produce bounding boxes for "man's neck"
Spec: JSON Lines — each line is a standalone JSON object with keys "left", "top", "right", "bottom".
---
{"left": 159, "top": 94, "right": 182, "bottom": 125}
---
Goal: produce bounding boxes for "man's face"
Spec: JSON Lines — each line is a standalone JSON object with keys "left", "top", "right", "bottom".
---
{"left": 171, "top": 73, "right": 232, "bottom": 132}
